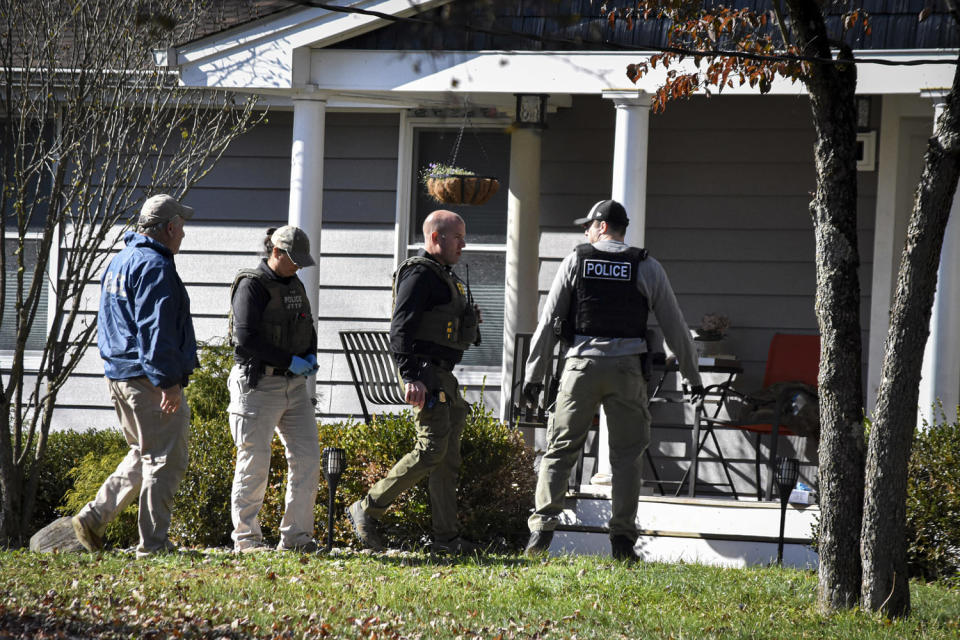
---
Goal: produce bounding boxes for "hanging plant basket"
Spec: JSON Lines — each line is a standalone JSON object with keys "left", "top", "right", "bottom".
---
{"left": 426, "top": 174, "right": 500, "bottom": 206}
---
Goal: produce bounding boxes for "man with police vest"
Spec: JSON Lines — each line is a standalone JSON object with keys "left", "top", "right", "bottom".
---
{"left": 348, "top": 209, "right": 481, "bottom": 554}
{"left": 522, "top": 199, "right": 702, "bottom": 561}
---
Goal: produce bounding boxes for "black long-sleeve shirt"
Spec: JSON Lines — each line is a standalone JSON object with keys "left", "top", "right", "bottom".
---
{"left": 390, "top": 250, "right": 468, "bottom": 384}
{"left": 232, "top": 260, "right": 317, "bottom": 368}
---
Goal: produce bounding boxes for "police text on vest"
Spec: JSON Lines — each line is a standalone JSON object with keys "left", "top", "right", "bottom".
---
{"left": 582, "top": 259, "right": 632, "bottom": 281}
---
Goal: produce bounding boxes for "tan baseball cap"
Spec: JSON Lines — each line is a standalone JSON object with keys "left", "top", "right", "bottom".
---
{"left": 138, "top": 194, "right": 194, "bottom": 227}
{"left": 271, "top": 225, "right": 315, "bottom": 267}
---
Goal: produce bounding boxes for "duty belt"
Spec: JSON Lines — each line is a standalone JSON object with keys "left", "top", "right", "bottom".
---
{"left": 428, "top": 357, "right": 455, "bottom": 372}
{"left": 264, "top": 365, "right": 296, "bottom": 377}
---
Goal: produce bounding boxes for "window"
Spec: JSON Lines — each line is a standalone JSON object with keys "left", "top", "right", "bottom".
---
{"left": 407, "top": 124, "right": 510, "bottom": 369}
{"left": 1, "top": 237, "right": 50, "bottom": 353}
{"left": 2, "top": 119, "right": 53, "bottom": 358}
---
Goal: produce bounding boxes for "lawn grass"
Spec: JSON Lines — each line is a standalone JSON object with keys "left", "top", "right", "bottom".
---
{"left": 1, "top": 549, "right": 958, "bottom": 639}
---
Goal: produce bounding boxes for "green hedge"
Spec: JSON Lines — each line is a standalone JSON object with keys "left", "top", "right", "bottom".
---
{"left": 312, "top": 403, "right": 536, "bottom": 551}
{"left": 61, "top": 440, "right": 137, "bottom": 547}
{"left": 907, "top": 416, "right": 960, "bottom": 581}
{"left": 28, "top": 428, "right": 128, "bottom": 535}
{"left": 53, "top": 340, "right": 536, "bottom": 551}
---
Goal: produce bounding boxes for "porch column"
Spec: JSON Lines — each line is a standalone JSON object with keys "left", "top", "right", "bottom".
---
{"left": 499, "top": 126, "right": 543, "bottom": 420}
{"left": 288, "top": 92, "right": 327, "bottom": 323}
{"left": 919, "top": 94, "right": 960, "bottom": 425}
{"left": 593, "top": 90, "right": 652, "bottom": 485}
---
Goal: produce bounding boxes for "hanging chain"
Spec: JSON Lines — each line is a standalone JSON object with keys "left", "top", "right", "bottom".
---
{"left": 447, "top": 100, "right": 468, "bottom": 168}
{"left": 447, "top": 97, "right": 492, "bottom": 171}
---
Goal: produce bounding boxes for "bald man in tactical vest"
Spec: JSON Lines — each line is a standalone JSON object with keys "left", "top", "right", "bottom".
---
{"left": 522, "top": 200, "right": 703, "bottom": 561}
{"left": 348, "top": 210, "right": 481, "bottom": 554}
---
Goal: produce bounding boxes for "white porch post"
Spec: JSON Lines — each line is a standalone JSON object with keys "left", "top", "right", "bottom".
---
{"left": 593, "top": 90, "right": 652, "bottom": 485}
{"left": 288, "top": 92, "right": 327, "bottom": 323}
{"left": 500, "top": 126, "right": 543, "bottom": 420}
{"left": 919, "top": 95, "right": 960, "bottom": 426}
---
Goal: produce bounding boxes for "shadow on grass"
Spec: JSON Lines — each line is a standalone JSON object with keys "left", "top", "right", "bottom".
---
{"left": 0, "top": 611, "right": 256, "bottom": 640}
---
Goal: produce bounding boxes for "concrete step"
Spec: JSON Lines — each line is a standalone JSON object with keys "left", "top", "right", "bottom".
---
{"left": 545, "top": 484, "right": 820, "bottom": 569}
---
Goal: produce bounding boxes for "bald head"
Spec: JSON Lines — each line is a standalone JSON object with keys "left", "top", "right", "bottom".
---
{"left": 423, "top": 210, "right": 463, "bottom": 238}
{"left": 423, "top": 209, "right": 466, "bottom": 265}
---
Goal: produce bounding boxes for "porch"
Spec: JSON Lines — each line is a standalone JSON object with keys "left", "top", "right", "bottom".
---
{"left": 549, "top": 484, "right": 819, "bottom": 569}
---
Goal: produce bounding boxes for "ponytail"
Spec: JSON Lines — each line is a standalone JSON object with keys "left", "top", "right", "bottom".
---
{"left": 262, "top": 227, "right": 277, "bottom": 258}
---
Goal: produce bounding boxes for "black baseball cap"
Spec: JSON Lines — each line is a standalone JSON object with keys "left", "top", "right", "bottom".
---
{"left": 573, "top": 199, "right": 630, "bottom": 227}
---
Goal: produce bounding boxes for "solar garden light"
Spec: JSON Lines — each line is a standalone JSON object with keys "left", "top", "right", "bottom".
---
{"left": 774, "top": 457, "right": 800, "bottom": 566}
{"left": 321, "top": 447, "right": 346, "bottom": 552}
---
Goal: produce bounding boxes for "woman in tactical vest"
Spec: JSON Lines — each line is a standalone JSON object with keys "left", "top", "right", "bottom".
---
{"left": 226, "top": 226, "right": 321, "bottom": 553}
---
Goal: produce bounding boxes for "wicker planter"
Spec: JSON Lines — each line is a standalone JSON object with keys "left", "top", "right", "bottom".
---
{"left": 425, "top": 175, "right": 500, "bottom": 206}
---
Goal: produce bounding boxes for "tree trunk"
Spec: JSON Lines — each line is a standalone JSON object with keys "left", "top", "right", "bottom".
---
{"left": 0, "top": 415, "right": 22, "bottom": 546}
{"left": 862, "top": 56, "right": 960, "bottom": 617}
{"left": 786, "top": 0, "right": 866, "bottom": 612}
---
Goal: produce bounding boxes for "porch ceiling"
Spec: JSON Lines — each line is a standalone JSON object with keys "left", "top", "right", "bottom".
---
{"left": 308, "top": 49, "right": 960, "bottom": 97}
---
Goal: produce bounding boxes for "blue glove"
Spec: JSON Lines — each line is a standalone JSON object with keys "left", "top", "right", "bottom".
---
{"left": 289, "top": 355, "right": 312, "bottom": 376}
{"left": 305, "top": 353, "right": 319, "bottom": 376}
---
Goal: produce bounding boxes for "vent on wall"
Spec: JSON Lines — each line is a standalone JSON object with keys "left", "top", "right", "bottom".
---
{"left": 857, "top": 131, "right": 877, "bottom": 172}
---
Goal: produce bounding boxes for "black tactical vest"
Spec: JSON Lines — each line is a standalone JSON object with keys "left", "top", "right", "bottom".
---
{"left": 393, "top": 256, "right": 478, "bottom": 352}
{"left": 570, "top": 244, "right": 649, "bottom": 338}
{"left": 229, "top": 268, "right": 314, "bottom": 356}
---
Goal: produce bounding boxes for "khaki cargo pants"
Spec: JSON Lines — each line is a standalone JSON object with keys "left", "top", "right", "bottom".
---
{"left": 528, "top": 354, "right": 651, "bottom": 540}
{"left": 228, "top": 365, "right": 321, "bottom": 551}
{"left": 360, "top": 368, "right": 468, "bottom": 541}
{"left": 76, "top": 377, "right": 190, "bottom": 555}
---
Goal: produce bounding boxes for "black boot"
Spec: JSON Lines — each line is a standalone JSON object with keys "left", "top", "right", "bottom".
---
{"left": 524, "top": 530, "right": 554, "bottom": 556}
{"left": 610, "top": 534, "right": 640, "bottom": 563}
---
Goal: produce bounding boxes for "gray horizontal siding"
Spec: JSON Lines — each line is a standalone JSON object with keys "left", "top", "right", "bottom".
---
{"left": 51, "top": 90, "right": 876, "bottom": 495}
{"left": 51, "top": 110, "right": 400, "bottom": 431}
{"left": 536, "top": 93, "right": 875, "bottom": 462}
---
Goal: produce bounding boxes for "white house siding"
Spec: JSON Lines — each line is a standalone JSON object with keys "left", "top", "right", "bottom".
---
{"left": 52, "top": 110, "right": 401, "bottom": 430}
{"left": 535, "top": 94, "right": 876, "bottom": 495}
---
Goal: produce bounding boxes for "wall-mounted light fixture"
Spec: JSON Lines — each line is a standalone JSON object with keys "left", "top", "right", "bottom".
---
{"left": 514, "top": 94, "right": 549, "bottom": 128}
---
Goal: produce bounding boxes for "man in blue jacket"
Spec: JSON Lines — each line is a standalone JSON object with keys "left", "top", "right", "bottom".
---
{"left": 72, "top": 193, "right": 198, "bottom": 557}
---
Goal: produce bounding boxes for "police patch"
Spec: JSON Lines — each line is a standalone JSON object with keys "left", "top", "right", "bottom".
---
{"left": 582, "top": 258, "right": 632, "bottom": 281}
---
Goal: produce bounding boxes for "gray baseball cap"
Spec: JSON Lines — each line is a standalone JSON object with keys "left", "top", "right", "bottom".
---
{"left": 138, "top": 194, "right": 194, "bottom": 227}
{"left": 271, "top": 225, "right": 315, "bottom": 267}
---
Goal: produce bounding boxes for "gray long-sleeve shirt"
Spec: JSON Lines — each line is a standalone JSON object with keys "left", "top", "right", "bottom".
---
{"left": 524, "top": 238, "right": 702, "bottom": 388}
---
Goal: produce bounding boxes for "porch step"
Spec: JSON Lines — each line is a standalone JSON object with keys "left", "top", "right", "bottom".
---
{"left": 546, "top": 484, "right": 820, "bottom": 569}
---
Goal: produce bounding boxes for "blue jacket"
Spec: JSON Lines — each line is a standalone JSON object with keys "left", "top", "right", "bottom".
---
{"left": 98, "top": 231, "right": 198, "bottom": 388}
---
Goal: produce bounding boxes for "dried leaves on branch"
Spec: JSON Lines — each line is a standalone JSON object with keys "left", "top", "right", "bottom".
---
{"left": 613, "top": 1, "right": 871, "bottom": 111}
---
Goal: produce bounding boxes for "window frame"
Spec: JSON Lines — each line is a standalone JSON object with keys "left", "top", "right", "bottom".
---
{"left": 394, "top": 112, "right": 512, "bottom": 386}
{"left": 0, "top": 228, "right": 57, "bottom": 370}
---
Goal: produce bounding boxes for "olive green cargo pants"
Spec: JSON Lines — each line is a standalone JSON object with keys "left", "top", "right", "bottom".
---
{"left": 528, "top": 354, "right": 651, "bottom": 540}
{"left": 360, "top": 368, "right": 468, "bottom": 541}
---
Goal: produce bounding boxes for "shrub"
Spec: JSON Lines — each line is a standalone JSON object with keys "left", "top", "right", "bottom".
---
{"left": 316, "top": 402, "right": 536, "bottom": 551}
{"left": 26, "top": 428, "right": 127, "bottom": 536}
{"left": 185, "top": 338, "right": 234, "bottom": 423}
{"left": 169, "top": 418, "right": 234, "bottom": 547}
{"left": 52, "top": 340, "right": 535, "bottom": 552}
{"left": 906, "top": 416, "right": 960, "bottom": 581}
{"left": 60, "top": 438, "right": 138, "bottom": 548}
{"left": 172, "top": 338, "right": 289, "bottom": 548}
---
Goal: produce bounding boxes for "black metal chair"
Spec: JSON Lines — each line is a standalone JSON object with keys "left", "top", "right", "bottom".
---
{"left": 339, "top": 330, "right": 405, "bottom": 423}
